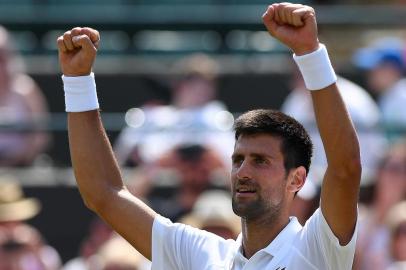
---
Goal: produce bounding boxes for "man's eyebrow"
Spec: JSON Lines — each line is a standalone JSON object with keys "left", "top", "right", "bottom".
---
{"left": 250, "top": 153, "right": 274, "bottom": 159}
{"left": 231, "top": 152, "right": 274, "bottom": 159}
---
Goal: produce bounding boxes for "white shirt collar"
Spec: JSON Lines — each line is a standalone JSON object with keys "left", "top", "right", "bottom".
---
{"left": 234, "top": 217, "right": 303, "bottom": 259}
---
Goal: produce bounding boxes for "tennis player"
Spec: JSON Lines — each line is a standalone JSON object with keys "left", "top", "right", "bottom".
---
{"left": 57, "top": 3, "right": 361, "bottom": 269}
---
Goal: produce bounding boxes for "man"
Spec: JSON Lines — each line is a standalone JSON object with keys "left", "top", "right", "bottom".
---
{"left": 57, "top": 3, "right": 361, "bottom": 269}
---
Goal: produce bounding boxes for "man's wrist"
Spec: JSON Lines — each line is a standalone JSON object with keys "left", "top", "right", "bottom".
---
{"left": 293, "top": 44, "right": 337, "bottom": 91}
{"left": 292, "top": 42, "right": 320, "bottom": 56}
{"left": 62, "top": 72, "right": 100, "bottom": 112}
{"left": 61, "top": 69, "right": 93, "bottom": 77}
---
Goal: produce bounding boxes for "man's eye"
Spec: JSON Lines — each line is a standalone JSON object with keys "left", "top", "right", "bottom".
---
{"left": 232, "top": 157, "right": 243, "bottom": 165}
{"left": 255, "top": 158, "right": 267, "bottom": 164}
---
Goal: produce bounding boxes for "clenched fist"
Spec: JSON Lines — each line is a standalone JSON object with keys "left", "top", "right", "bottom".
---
{"left": 57, "top": 27, "right": 100, "bottom": 76}
{"left": 262, "top": 3, "right": 319, "bottom": 55}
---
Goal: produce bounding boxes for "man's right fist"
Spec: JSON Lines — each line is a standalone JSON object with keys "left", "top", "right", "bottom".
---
{"left": 262, "top": 3, "right": 319, "bottom": 56}
{"left": 57, "top": 27, "right": 100, "bottom": 76}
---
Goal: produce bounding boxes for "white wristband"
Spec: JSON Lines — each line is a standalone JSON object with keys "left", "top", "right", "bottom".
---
{"left": 62, "top": 72, "right": 100, "bottom": 112}
{"left": 293, "top": 44, "right": 337, "bottom": 91}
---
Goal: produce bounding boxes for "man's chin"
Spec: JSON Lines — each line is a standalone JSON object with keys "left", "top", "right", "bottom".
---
{"left": 232, "top": 199, "right": 261, "bottom": 218}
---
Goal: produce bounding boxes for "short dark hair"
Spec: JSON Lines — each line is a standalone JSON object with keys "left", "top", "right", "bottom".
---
{"left": 233, "top": 109, "right": 313, "bottom": 174}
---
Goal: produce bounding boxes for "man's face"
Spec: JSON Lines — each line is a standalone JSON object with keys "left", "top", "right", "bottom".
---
{"left": 231, "top": 134, "right": 289, "bottom": 221}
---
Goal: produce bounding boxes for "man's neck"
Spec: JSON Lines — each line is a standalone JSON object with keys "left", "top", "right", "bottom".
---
{"left": 241, "top": 214, "right": 290, "bottom": 259}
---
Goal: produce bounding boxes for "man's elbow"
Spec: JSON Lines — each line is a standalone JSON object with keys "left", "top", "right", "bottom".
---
{"left": 334, "top": 154, "right": 362, "bottom": 183}
{"left": 346, "top": 156, "right": 362, "bottom": 181}
{"left": 80, "top": 186, "right": 116, "bottom": 214}
{"left": 82, "top": 195, "right": 100, "bottom": 212}
{"left": 80, "top": 193, "right": 102, "bottom": 214}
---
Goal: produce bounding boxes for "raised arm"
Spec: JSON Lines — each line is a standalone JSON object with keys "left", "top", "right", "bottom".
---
{"left": 57, "top": 27, "right": 156, "bottom": 259}
{"left": 263, "top": 3, "right": 361, "bottom": 245}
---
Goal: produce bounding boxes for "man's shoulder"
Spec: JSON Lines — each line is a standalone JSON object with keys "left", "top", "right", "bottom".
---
{"left": 153, "top": 215, "right": 237, "bottom": 250}
{"left": 286, "top": 208, "right": 358, "bottom": 270}
{"left": 152, "top": 215, "right": 238, "bottom": 270}
{"left": 289, "top": 208, "right": 325, "bottom": 254}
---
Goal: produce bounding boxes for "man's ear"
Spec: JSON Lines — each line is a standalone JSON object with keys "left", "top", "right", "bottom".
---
{"left": 287, "top": 166, "right": 306, "bottom": 194}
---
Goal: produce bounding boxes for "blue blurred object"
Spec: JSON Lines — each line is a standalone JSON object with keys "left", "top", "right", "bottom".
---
{"left": 352, "top": 37, "right": 405, "bottom": 70}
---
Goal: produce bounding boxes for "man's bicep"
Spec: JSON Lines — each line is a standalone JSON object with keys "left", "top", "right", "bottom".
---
{"left": 96, "top": 188, "right": 157, "bottom": 260}
{"left": 320, "top": 168, "right": 359, "bottom": 246}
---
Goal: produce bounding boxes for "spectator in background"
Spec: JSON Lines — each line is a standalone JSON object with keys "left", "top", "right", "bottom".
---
{"left": 0, "top": 179, "right": 61, "bottom": 270}
{"left": 63, "top": 217, "right": 113, "bottom": 270}
{"left": 353, "top": 37, "right": 406, "bottom": 139}
{"left": 353, "top": 140, "right": 406, "bottom": 270}
{"left": 0, "top": 25, "right": 50, "bottom": 166}
{"left": 90, "top": 235, "right": 150, "bottom": 270}
{"left": 0, "top": 223, "right": 53, "bottom": 270}
{"left": 385, "top": 201, "right": 406, "bottom": 270}
{"left": 126, "top": 144, "right": 229, "bottom": 221}
{"left": 114, "top": 54, "right": 234, "bottom": 168}
{"left": 114, "top": 54, "right": 233, "bottom": 221}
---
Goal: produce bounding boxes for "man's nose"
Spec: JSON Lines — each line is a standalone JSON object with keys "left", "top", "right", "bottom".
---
{"left": 236, "top": 160, "right": 252, "bottom": 179}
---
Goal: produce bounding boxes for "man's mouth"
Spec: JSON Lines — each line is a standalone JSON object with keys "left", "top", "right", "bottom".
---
{"left": 236, "top": 187, "right": 256, "bottom": 193}
{"left": 235, "top": 186, "right": 257, "bottom": 197}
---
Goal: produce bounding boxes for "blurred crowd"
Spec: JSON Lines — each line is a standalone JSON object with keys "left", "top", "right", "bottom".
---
{"left": 0, "top": 26, "right": 50, "bottom": 167}
{"left": 0, "top": 24, "right": 405, "bottom": 270}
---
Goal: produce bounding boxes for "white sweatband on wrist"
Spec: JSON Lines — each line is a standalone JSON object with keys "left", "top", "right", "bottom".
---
{"left": 62, "top": 72, "right": 100, "bottom": 112}
{"left": 293, "top": 44, "right": 337, "bottom": 91}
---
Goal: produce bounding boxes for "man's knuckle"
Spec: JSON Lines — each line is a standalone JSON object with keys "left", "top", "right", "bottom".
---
{"left": 71, "top": 28, "right": 81, "bottom": 35}
{"left": 305, "top": 6, "right": 315, "bottom": 13}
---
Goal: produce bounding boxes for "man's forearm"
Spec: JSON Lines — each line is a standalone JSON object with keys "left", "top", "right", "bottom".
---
{"left": 311, "top": 84, "right": 361, "bottom": 173}
{"left": 68, "top": 110, "right": 124, "bottom": 210}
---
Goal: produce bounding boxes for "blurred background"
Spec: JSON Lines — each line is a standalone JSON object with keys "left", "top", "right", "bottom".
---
{"left": 0, "top": 1, "right": 405, "bottom": 270}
